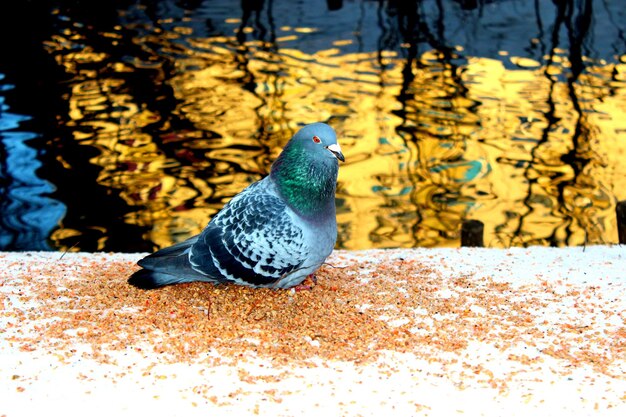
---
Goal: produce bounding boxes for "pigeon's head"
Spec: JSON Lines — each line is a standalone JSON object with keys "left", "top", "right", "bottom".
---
{"left": 270, "top": 122, "right": 344, "bottom": 216}
{"left": 289, "top": 123, "right": 345, "bottom": 164}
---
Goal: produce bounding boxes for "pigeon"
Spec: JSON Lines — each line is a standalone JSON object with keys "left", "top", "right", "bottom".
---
{"left": 128, "top": 123, "right": 344, "bottom": 289}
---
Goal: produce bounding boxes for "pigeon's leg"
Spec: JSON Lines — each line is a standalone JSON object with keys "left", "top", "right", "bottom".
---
{"left": 294, "top": 274, "right": 317, "bottom": 291}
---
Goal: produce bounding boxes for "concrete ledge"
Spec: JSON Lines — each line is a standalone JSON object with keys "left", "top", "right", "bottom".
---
{"left": 1, "top": 247, "right": 624, "bottom": 416}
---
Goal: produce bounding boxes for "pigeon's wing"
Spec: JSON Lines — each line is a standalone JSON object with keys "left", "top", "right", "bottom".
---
{"left": 189, "top": 189, "right": 308, "bottom": 286}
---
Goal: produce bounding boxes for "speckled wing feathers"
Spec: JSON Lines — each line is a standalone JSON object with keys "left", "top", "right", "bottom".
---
{"left": 189, "top": 184, "right": 307, "bottom": 287}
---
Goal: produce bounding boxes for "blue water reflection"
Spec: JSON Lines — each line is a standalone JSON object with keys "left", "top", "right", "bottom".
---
{"left": 0, "top": 75, "right": 66, "bottom": 250}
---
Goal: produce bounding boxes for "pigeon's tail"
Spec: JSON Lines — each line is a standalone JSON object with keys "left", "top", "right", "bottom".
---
{"left": 128, "top": 236, "right": 212, "bottom": 289}
{"left": 128, "top": 269, "right": 190, "bottom": 289}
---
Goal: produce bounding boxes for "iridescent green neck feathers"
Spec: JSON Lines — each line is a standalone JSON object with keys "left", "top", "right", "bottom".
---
{"left": 270, "top": 139, "right": 339, "bottom": 218}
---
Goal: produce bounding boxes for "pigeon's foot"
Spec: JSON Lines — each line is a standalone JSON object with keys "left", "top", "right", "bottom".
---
{"left": 293, "top": 274, "right": 317, "bottom": 291}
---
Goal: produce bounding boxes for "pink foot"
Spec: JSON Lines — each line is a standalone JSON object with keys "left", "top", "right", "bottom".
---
{"left": 293, "top": 274, "right": 317, "bottom": 291}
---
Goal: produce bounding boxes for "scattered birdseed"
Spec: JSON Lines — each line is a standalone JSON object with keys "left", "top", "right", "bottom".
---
{"left": 0, "top": 248, "right": 624, "bottom": 416}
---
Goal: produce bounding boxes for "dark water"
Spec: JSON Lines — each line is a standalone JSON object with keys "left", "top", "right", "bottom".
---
{"left": 1, "top": 0, "right": 625, "bottom": 252}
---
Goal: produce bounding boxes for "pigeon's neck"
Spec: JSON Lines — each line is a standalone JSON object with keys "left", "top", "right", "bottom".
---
{"left": 270, "top": 148, "right": 338, "bottom": 218}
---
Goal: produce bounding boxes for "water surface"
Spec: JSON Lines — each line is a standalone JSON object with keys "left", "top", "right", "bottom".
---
{"left": 1, "top": 0, "right": 625, "bottom": 251}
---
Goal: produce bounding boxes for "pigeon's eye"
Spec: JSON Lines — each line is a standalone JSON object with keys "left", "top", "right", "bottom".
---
{"left": 312, "top": 135, "right": 321, "bottom": 144}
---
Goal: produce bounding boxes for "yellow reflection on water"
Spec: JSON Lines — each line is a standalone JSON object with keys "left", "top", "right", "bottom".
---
{"left": 46, "top": 26, "right": 626, "bottom": 250}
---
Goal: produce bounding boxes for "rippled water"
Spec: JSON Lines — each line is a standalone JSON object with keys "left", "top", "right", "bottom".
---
{"left": 1, "top": 0, "right": 625, "bottom": 251}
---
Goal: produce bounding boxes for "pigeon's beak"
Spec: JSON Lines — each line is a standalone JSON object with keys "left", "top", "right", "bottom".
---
{"left": 326, "top": 143, "right": 345, "bottom": 162}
